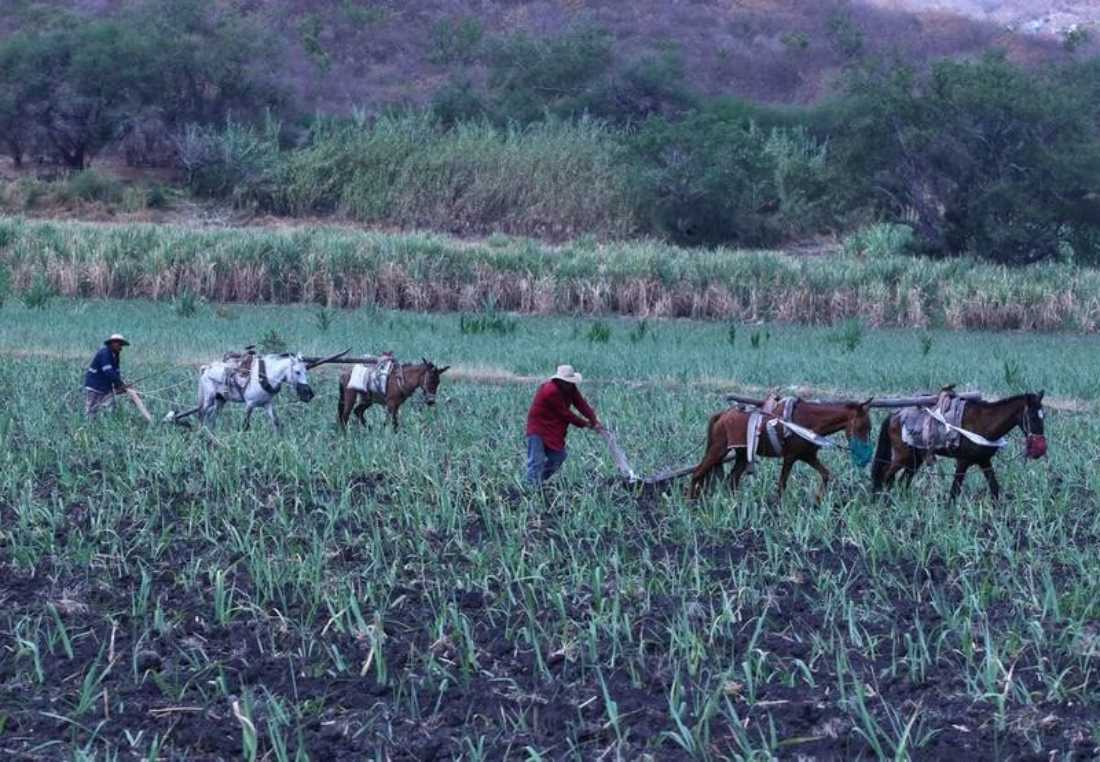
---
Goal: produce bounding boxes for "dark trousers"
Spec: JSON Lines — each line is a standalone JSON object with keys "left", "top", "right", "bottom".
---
{"left": 526, "top": 435, "right": 567, "bottom": 484}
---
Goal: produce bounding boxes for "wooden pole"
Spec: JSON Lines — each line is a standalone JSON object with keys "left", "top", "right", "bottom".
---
{"left": 724, "top": 392, "right": 983, "bottom": 409}
{"left": 867, "top": 392, "right": 982, "bottom": 408}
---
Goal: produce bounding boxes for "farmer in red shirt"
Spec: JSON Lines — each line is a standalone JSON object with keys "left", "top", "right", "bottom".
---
{"left": 525, "top": 364, "right": 601, "bottom": 484}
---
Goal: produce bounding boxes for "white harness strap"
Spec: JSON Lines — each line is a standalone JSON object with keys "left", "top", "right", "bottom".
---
{"left": 774, "top": 417, "right": 837, "bottom": 449}
{"left": 923, "top": 407, "right": 1007, "bottom": 448}
{"left": 746, "top": 412, "right": 763, "bottom": 463}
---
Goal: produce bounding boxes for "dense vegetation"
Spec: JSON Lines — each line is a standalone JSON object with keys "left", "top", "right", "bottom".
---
{"left": 3, "top": 217, "right": 1100, "bottom": 331}
{"left": 2, "top": 1, "right": 1100, "bottom": 264}
{"left": 0, "top": 0, "right": 280, "bottom": 170}
{"left": 1, "top": 300, "right": 1098, "bottom": 758}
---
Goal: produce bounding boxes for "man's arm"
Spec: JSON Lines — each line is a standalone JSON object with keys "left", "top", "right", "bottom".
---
{"left": 568, "top": 386, "right": 600, "bottom": 428}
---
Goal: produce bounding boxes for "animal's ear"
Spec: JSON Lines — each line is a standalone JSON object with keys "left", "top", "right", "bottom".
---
{"left": 860, "top": 397, "right": 873, "bottom": 409}
{"left": 1038, "top": 390, "right": 1045, "bottom": 401}
{"left": 438, "top": 365, "right": 450, "bottom": 374}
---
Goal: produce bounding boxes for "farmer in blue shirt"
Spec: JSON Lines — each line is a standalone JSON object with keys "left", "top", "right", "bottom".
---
{"left": 83, "top": 333, "right": 130, "bottom": 417}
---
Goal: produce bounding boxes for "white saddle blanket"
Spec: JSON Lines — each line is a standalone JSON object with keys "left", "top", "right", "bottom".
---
{"left": 348, "top": 360, "right": 393, "bottom": 396}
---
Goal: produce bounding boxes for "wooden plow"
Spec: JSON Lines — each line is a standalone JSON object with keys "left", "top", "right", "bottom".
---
{"left": 599, "top": 427, "right": 737, "bottom": 488}
{"left": 602, "top": 390, "right": 987, "bottom": 488}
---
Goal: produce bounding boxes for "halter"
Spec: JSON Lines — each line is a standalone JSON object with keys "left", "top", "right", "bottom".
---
{"left": 1019, "top": 401, "right": 1040, "bottom": 436}
{"left": 421, "top": 379, "right": 436, "bottom": 404}
{"left": 1018, "top": 398, "right": 1047, "bottom": 460}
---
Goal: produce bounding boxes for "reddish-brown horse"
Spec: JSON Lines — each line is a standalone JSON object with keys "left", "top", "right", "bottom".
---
{"left": 871, "top": 392, "right": 1047, "bottom": 501}
{"left": 337, "top": 359, "right": 449, "bottom": 431}
{"left": 689, "top": 399, "right": 874, "bottom": 501}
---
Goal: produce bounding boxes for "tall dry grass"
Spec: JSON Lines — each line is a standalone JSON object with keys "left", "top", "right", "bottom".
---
{"left": 202, "top": 115, "right": 637, "bottom": 241}
{"left": 2, "top": 216, "right": 1098, "bottom": 331}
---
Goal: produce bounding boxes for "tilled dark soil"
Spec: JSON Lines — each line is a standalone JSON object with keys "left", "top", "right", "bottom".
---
{"left": 3, "top": 476, "right": 1099, "bottom": 760}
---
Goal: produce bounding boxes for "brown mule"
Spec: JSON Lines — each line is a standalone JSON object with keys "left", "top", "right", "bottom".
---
{"left": 337, "top": 359, "right": 449, "bottom": 431}
{"left": 689, "top": 399, "right": 874, "bottom": 501}
{"left": 871, "top": 391, "right": 1047, "bottom": 501}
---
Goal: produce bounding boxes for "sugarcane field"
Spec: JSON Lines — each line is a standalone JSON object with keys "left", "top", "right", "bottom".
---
{"left": 0, "top": 285, "right": 1097, "bottom": 761}
{"left": 7, "top": 1, "right": 1100, "bottom": 759}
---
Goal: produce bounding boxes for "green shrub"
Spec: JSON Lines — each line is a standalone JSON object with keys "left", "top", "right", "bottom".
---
{"left": 174, "top": 289, "right": 200, "bottom": 318}
{"left": 919, "top": 333, "right": 934, "bottom": 357}
{"left": 61, "top": 171, "right": 125, "bottom": 205}
{"left": 843, "top": 223, "right": 915, "bottom": 258}
{"left": 626, "top": 106, "right": 829, "bottom": 246}
{"left": 146, "top": 184, "right": 173, "bottom": 210}
{"left": 586, "top": 321, "right": 611, "bottom": 343}
{"left": 21, "top": 273, "right": 54, "bottom": 310}
{"left": 429, "top": 79, "right": 487, "bottom": 127}
{"left": 314, "top": 307, "right": 334, "bottom": 332}
{"left": 459, "top": 301, "right": 517, "bottom": 336}
{"left": 827, "top": 318, "right": 864, "bottom": 353}
{"left": 480, "top": 25, "right": 693, "bottom": 126}
{"left": 485, "top": 25, "right": 614, "bottom": 125}
{"left": 298, "top": 13, "right": 330, "bottom": 72}
{"left": 8, "top": 178, "right": 48, "bottom": 209}
{"left": 1002, "top": 357, "right": 1025, "bottom": 388}
{"left": 429, "top": 17, "right": 483, "bottom": 65}
{"left": 176, "top": 118, "right": 283, "bottom": 207}
{"left": 260, "top": 329, "right": 288, "bottom": 353}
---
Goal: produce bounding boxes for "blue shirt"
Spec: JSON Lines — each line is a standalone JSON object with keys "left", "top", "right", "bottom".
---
{"left": 84, "top": 346, "right": 123, "bottom": 393}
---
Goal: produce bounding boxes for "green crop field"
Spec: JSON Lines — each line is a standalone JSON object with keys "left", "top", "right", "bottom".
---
{"left": 2, "top": 299, "right": 1099, "bottom": 759}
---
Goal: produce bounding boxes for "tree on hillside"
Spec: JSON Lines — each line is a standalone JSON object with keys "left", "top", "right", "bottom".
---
{"left": 0, "top": 0, "right": 283, "bottom": 169}
{"left": 37, "top": 20, "right": 153, "bottom": 169}
{"left": 625, "top": 102, "right": 830, "bottom": 246}
{"left": 837, "top": 54, "right": 1100, "bottom": 263}
{"left": 0, "top": 33, "right": 44, "bottom": 167}
{"left": 480, "top": 25, "right": 694, "bottom": 126}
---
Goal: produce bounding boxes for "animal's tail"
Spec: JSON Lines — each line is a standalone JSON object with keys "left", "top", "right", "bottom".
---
{"left": 704, "top": 411, "right": 722, "bottom": 452}
{"left": 689, "top": 411, "right": 726, "bottom": 497}
{"left": 870, "top": 416, "right": 892, "bottom": 492}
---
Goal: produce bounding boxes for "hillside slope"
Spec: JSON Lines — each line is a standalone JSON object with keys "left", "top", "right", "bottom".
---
{"left": 9, "top": 0, "right": 1087, "bottom": 114}
{"left": 270, "top": 0, "right": 1075, "bottom": 112}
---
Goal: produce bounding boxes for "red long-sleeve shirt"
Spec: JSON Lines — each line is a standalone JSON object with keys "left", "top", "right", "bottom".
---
{"left": 525, "top": 381, "right": 597, "bottom": 450}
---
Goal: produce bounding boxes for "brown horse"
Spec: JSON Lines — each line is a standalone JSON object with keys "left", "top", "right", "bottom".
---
{"left": 871, "top": 391, "right": 1047, "bottom": 501}
{"left": 689, "top": 399, "right": 874, "bottom": 501}
{"left": 337, "top": 359, "right": 449, "bottom": 431}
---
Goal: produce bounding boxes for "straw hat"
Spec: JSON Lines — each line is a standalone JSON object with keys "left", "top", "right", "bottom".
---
{"left": 550, "top": 364, "right": 582, "bottom": 384}
{"left": 104, "top": 333, "right": 130, "bottom": 346}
